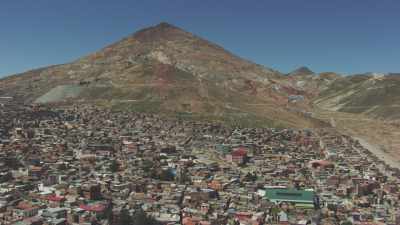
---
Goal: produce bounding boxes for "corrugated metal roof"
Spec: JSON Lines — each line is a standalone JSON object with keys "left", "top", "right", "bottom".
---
{"left": 264, "top": 188, "right": 315, "bottom": 204}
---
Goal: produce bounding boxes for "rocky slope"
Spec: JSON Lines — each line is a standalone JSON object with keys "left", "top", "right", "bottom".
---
{"left": 0, "top": 23, "right": 320, "bottom": 128}
{"left": 284, "top": 67, "right": 400, "bottom": 121}
{"left": 314, "top": 73, "right": 400, "bottom": 120}
{"left": 286, "top": 67, "right": 341, "bottom": 98}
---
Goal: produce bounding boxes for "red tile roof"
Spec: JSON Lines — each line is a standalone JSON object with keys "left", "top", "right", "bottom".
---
{"left": 45, "top": 195, "right": 65, "bottom": 202}
{"left": 232, "top": 147, "right": 247, "bottom": 157}
{"left": 79, "top": 203, "right": 106, "bottom": 212}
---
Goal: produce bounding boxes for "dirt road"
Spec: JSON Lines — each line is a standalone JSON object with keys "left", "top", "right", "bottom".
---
{"left": 355, "top": 137, "right": 400, "bottom": 169}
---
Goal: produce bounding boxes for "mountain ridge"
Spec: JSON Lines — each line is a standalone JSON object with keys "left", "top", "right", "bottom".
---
{"left": 1, "top": 22, "right": 398, "bottom": 125}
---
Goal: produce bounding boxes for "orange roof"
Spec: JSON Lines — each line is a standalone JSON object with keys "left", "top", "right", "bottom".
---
{"left": 30, "top": 166, "right": 42, "bottom": 172}
{"left": 80, "top": 203, "right": 106, "bottom": 212}
{"left": 45, "top": 195, "right": 65, "bottom": 202}
{"left": 182, "top": 217, "right": 196, "bottom": 225}
{"left": 17, "top": 202, "right": 37, "bottom": 211}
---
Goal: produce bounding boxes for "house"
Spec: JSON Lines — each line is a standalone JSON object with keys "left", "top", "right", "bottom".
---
{"left": 309, "top": 160, "right": 334, "bottom": 170}
{"left": 29, "top": 166, "right": 44, "bottom": 178}
{"left": 42, "top": 195, "right": 66, "bottom": 207}
{"left": 15, "top": 202, "right": 39, "bottom": 218}
{"left": 208, "top": 180, "right": 223, "bottom": 191}
{"left": 215, "top": 144, "right": 231, "bottom": 156}
{"left": 81, "top": 184, "right": 102, "bottom": 200}
{"left": 226, "top": 147, "right": 248, "bottom": 164}
{"left": 11, "top": 216, "right": 43, "bottom": 225}
{"left": 41, "top": 207, "right": 67, "bottom": 219}
{"left": 79, "top": 202, "right": 108, "bottom": 218}
{"left": 86, "top": 144, "right": 114, "bottom": 157}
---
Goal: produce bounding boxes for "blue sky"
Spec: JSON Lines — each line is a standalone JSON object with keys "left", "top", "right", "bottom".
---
{"left": 0, "top": 0, "right": 399, "bottom": 77}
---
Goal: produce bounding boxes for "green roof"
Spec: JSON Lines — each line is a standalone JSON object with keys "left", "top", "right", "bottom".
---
{"left": 264, "top": 188, "right": 315, "bottom": 204}
{"left": 215, "top": 145, "right": 231, "bottom": 154}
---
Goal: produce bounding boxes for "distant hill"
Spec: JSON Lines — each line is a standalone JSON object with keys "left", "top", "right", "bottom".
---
{"left": 287, "top": 66, "right": 314, "bottom": 77}
{"left": 285, "top": 67, "right": 341, "bottom": 98}
{"left": 314, "top": 73, "right": 400, "bottom": 120}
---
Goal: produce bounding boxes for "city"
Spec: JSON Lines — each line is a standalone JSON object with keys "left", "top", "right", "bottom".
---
{"left": 1, "top": 99, "right": 399, "bottom": 224}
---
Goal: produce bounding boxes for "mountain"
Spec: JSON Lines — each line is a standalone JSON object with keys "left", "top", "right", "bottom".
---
{"left": 285, "top": 67, "right": 400, "bottom": 121}
{"left": 287, "top": 66, "right": 314, "bottom": 77}
{"left": 0, "top": 22, "right": 322, "bottom": 128}
{"left": 285, "top": 66, "right": 341, "bottom": 98}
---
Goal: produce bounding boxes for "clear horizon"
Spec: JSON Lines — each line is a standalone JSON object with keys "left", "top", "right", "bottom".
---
{"left": 1, "top": 0, "right": 399, "bottom": 77}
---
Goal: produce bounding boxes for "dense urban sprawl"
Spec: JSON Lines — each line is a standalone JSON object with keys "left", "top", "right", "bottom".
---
{"left": 1, "top": 99, "right": 400, "bottom": 225}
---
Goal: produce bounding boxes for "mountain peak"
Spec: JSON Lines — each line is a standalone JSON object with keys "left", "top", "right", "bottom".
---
{"left": 155, "top": 22, "right": 179, "bottom": 29}
{"left": 133, "top": 22, "right": 190, "bottom": 43}
{"left": 288, "top": 66, "right": 314, "bottom": 76}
